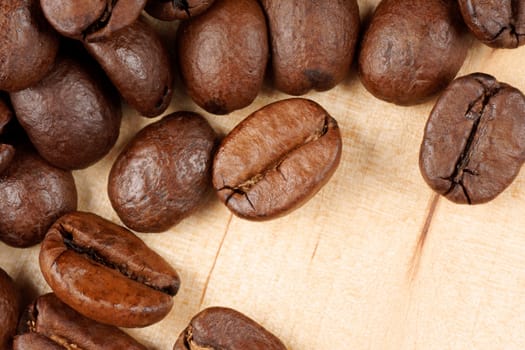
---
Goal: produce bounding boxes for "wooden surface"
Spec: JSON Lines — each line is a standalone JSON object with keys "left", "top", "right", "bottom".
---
{"left": 2, "top": 1, "right": 525, "bottom": 349}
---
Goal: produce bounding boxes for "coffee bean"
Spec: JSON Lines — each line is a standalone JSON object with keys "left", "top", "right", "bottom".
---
{"left": 459, "top": 0, "right": 525, "bottom": 49}
{"left": 10, "top": 56, "right": 122, "bottom": 170}
{"left": 145, "top": 0, "right": 216, "bottom": 21}
{"left": 13, "top": 333, "right": 65, "bottom": 350}
{"left": 0, "top": 146, "right": 77, "bottom": 247}
{"left": 173, "top": 307, "right": 287, "bottom": 350}
{"left": 108, "top": 112, "right": 217, "bottom": 233}
{"left": 0, "top": 268, "right": 19, "bottom": 350}
{"left": 0, "top": 95, "right": 14, "bottom": 175}
{"left": 14, "top": 293, "right": 147, "bottom": 350}
{"left": 213, "top": 98, "right": 342, "bottom": 220}
{"left": 40, "top": 0, "right": 147, "bottom": 41}
{"left": 359, "top": 0, "right": 469, "bottom": 105}
{"left": 177, "top": 0, "right": 268, "bottom": 115}
{"left": 261, "top": 0, "right": 360, "bottom": 95}
{"left": 0, "top": 0, "right": 59, "bottom": 92}
{"left": 39, "top": 211, "right": 181, "bottom": 328}
{"left": 420, "top": 73, "right": 525, "bottom": 204}
{"left": 85, "top": 17, "right": 174, "bottom": 118}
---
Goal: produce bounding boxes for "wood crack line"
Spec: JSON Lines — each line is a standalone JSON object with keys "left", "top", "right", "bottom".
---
{"left": 199, "top": 212, "right": 233, "bottom": 308}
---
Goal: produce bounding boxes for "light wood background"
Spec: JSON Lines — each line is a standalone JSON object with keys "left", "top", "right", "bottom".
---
{"left": 2, "top": 1, "right": 525, "bottom": 349}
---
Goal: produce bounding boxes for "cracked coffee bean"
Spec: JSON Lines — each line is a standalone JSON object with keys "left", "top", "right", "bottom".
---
{"left": 10, "top": 56, "right": 122, "bottom": 170}
{"left": 145, "top": 0, "right": 216, "bottom": 21}
{"left": 39, "top": 211, "right": 181, "bottom": 328}
{"left": 213, "top": 98, "right": 342, "bottom": 220}
{"left": 261, "top": 0, "right": 360, "bottom": 96}
{"left": 420, "top": 73, "right": 525, "bottom": 204}
{"left": 0, "top": 95, "right": 15, "bottom": 175}
{"left": 108, "top": 111, "right": 217, "bottom": 233}
{"left": 359, "top": 0, "right": 469, "bottom": 105}
{"left": 0, "top": 268, "right": 19, "bottom": 350}
{"left": 0, "top": 0, "right": 59, "bottom": 92}
{"left": 177, "top": 0, "right": 268, "bottom": 115}
{"left": 0, "top": 145, "right": 77, "bottom": 247}
{"left": 13, "top": 293, "right": 147, "bottom": 350}
{"left": 459, "top": 0, "right": 525, "bottom": 48}
{"left": 40, "top": 0, "right": 147, "bottom": 41}
{"left": 85, "top": 17, "right": 174, "bottom": 118}
{"left": 173, "top": 307, "right": 287, "bottom": 350}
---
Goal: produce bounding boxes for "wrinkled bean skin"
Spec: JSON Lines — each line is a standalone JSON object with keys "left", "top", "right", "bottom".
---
{"left": 261, "top": 0, "right": 360, "bottom": 96}
{"left": 13, "top": 293, "right": 147, "bottom": 350}
{"left": 108, "top": 112, "right": 217, "bottom": 233}
{"left": 10, "top": 57, "right": 122, "bottom": 170}
{"left": 40, "top": 0, "right": 147, "bottom": 41}
{"left": 85, "top": 18, "right": 173, "bottom": 118}
{"left": 177, "top": 0, "right": 268, "bottom": 115}
{"left": 0, "top": 0, "right": 59, "bottom": 92}
{"left": 459, "top": 0, "right": 525, "bottom": 48}
{"left": 213, "top": 98, "right": 342, "bottom": 220}
{"left": 359, "top": 0, "right": 469, "bottom": 105}
{"left": 173, "top": 307, "right": 287, "bottom": 350}
{"left": 420, "top": 73, "right": 525, "bottom": 204}
{"left": 13, "top": 333, "right": 65, "bottom": 350}
{"left": 0, "top": 268, "right": 19, "bottom": 350}
{"left": 39, "top": 211, "right": 180, "bottom": 328}
{"left": 0, "top": 146, "right": 77, "bottom": 247}
{"left": 0, "top": 96, "right": 14, "bottom": 175}
{"left": 145, "top": 0, "right": 216, "bottom": 20}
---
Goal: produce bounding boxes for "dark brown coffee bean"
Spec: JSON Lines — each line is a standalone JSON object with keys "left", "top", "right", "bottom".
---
{"left": 177, "top": 0, "right": 268, "bottom": 115}
{"left": 108, "top": 112, "right": 217, "bottom": 233}
{"left": 10, "top": 56, "right": 122, "bottom": 170}
{"left": 359, "top": 0, "right": 469, "bottom": 105}
{"left": 0, "top": 268, "right": 19, "bottom": 350}
{"left": 261, "top": 0, "right": 360, "bottom": 96}
{"left": 0, "top": 146, "right": 77, "bottom": 247}
{"left": 40, "top": 0, "right": 147, "bottom": 41}
{"left": 0, "top": 0, "right": 59, "bottom": 92}
{"left": 13, "top": 333, "right": 65, "bottom": 350}
{"left": 39, "top": 211, "right": 181, "bottom": 328}
{"left": 145, "top": 0, "right": 216, "bottom": 20}
{"left": 420, "top": 73, "right": 525, "bottom": 204}
{"left": 14, "top": 293, "right": 147, "bottom": 350}
{"left": 213, "top": 98, "right": 342, "bottom": 220}
{"left": 0, "top": 95, "right": 14, "bottom": 175}
{"left": 459, "top": 0, "right": 525, "bottom": 48}
{"left": 173, "top": 307, "right": 287, "bottom": 350}
{"left": 85, "top": 17, "right": 174, "bottom": 118}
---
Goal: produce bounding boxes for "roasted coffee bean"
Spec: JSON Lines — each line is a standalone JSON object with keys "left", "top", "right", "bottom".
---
{"left": 10, "top": 56, "right": 122, "bottom": 170}
{"left": 14, "top": 293, "right": 147, "bottom": 350}
{"left": 85, "top": 17, "right": 173, "bottom": 118}
{"left": 459, "top": 0, "right": 525, "bottom": 48}
{"left": 177, "top": 0, "right": 268, "bottom": 115}
{"left": 39, "top": 211, "right": 180, "bottom": 328}
{"left": 420, "top": 73, "right": 525, "bottom": 204}
{"left": 0, "top": 95, "right": 14, "bottom": 175}
{"left": 213, "top": 98, "right": 342, "bottom": 220}
{"left": 40, "top": 0, "right": 147, "bottom": 41}
{"left": 261, "top": 0, "right": 360, "bottom": 96}
{"left": 0, "top": 268, "right": 19, "bottom": 350}
{"left": 0, "top": 0, "right": 59, "bottom": 92}
{"left": 13, "top": 333, "right": 65, "bottom": 350}
{"left": 0, "top": 146, "right": 77, "bottom": 247}
{"left": 173, "top": 307, "right": 287, "bottom": 350}
{"left": 359, "top": 0, "right": 469, "bottom": 105}
{"left": 145, "top": 0, "right": 216, "bottom": 20}
{"left": 108, "top": 112, "right": 217, "bottom": 233}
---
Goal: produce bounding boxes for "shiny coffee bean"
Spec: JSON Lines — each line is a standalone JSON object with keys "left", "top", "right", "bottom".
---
{"left": 213, "top": 98, "right": 342, "bottom": 220}
{"left": 261, "top": 0, "right": 360, "bottom": 95}
{"left": 177, "top": 0, "right": 268, "bottom": 115}
{"left": 420, "top": 73, "right": 525, "bottom": 204}
{"left": 145, "top": 0, "right": 216, "bottom": 20}
{"left": 14, "top": 293, "right": 147, "bottom": 350}
{"left": 0, "top": 268, "right": 19, "bottom": 350}
{"left": 359, "top": 0, "right": 469, "bottom": 105}
{"left": 39, "top": 211, "right": 181, "bottom": 328}
{"left": 108, "top": 112, "right": 217, "bottom": 233}
{"left": 173, "top": 307, "right": 287, "bottom": 350}
{"left": 85, "top": 17, "right": 174, "bottom": 118}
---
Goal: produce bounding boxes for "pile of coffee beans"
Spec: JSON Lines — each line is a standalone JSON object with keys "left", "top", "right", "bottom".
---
{"left": 1, "top": 0, "right": 525, "bottom": 348}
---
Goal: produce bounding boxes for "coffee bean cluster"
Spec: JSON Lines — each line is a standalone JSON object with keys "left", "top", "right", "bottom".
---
{"left": 1, "top": 0, "right": 524, "bottom": 348}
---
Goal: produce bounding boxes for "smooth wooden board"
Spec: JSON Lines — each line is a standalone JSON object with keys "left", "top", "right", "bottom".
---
{"left": 2, "top": 1, "right": 525, "bottom": 349}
